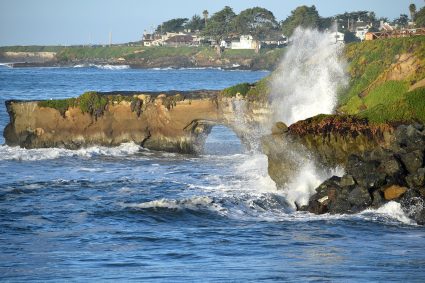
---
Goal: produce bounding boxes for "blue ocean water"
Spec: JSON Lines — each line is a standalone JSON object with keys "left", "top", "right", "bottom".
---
{"left": 0, "top": 65, "right": 424, "bottom": 282}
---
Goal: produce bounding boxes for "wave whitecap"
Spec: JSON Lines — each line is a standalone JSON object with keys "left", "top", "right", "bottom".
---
{"left": 0, "top": 142, "right": 141, "bottom": 161}
{"left": 73, "top": 64, "right": 130, "bottom": 70}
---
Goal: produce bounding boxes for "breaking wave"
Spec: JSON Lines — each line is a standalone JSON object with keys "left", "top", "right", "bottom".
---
{"left": 0, "top": 63, "right": 13, "bottom": 68}
{"left": 73, "top": 64, "right": 130, "bottom": 70}
{"left": 0, "top": 142, "right": 141, "bottom": 161}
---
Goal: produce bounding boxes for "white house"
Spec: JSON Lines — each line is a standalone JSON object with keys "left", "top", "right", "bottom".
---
{"left": 231, "top": 35, "right": 259, "bottom": 50}
{"left": 220, "top": 40, "right": 230, "bottom": 49}
{"left": 329, "top": 31, "right": 345, "bottom": 43}
{"left": 355, "top": 25, "right": 371, "bottom": 41}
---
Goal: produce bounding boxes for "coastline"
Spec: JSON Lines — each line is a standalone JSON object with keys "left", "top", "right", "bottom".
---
{"left": 0, "top": 46, "right": 285, "bottom": 70}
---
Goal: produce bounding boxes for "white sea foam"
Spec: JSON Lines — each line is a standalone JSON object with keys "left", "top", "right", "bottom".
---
{"left": 360, "top": 202, "right": 415, "bottom": 225}
{"left": 0, "top": 62, "right": 13, "bottom": 68}
{"left": 73, "top": 63, "right": 130, "bottom": 70}
{"left": 283, "top": 162, "right": 345, "bottom": 209}
{"left": 122, "top": 196, "right": 225, "bottom": 213}
{"left": 0, "top": 142, "right": 141, "bottom": 161}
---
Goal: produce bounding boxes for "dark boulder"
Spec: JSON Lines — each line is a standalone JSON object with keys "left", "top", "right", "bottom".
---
{"left": 298, "top": 123, "right": 425, "bottom": 224}
{"left": 346, "top": 155, "right": 386, "bottom": 189}
{"left": 348, "top": 186, "right": 372, "bottom": 211}
{"left": 400, "top": 150, "right": 424, "bottom": 174}
{"left": 406, "top": 168, "right": 425, "bottom": 188}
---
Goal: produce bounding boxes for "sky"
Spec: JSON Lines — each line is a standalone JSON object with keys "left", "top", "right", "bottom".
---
{"left": 0, "top": 0, "right": 423, "bottom": 46}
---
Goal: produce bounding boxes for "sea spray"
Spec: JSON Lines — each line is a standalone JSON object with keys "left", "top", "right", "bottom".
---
{"left": 229, "top": 100, "right": 270, "bottom": 153}
{"left": 270, "top": 27, "right": 347, "bottom": 125}
{"left": 269, "top": 27, "right": 348, "bottom": 207}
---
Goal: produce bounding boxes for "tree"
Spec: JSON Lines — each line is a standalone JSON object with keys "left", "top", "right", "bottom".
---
{"left": 409, "top": 3, "right": 417, "bottom": 21}
{"left": 281, "top": 5, "right": 321, "bottom": 36}
{"left": 156, "top": 18, "right": 188, "bottom": 34}
{"left": 231, "top": 7, "right": 279, "bottom": 40}
{"left": 185, "top": 15, "right": 205, "bottom": 31}
{"left": 334, "top": 11, "right": 378, "bottom": 32}
{"left": 415, "top": 6, "right": 425, "bottom": 27}
{"left": 203, "top": 10, "right": 209, "bottom": 27}
{"left": 202, "top": 6, "right": 236, "bottom": 43}
{"left": 394, "top": 14, "right": 409, "bottom": 28}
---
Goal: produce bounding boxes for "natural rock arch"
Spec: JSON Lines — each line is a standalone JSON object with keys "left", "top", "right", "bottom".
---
{"left": 4, "top": 91, "right": 270, "bottom": 153}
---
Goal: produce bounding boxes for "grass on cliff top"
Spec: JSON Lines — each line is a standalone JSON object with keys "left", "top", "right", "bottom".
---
{"left": 338, "top": 36, "right": 425, "bottom": 124}
{"left": 38, "top": 92, "right": 135, "bottom": 117}
{"left": 56, "top": 46, "right": 144, "bottom": 61}
{"left": 0, "top": 46, "right": 65, "bottom": 53}
{"left": 220, "top": 75, "right": 271, "bottom": 101}
{"left": 357, "top": 86, "right": 425, "bottom": 124}
{"left": 340, "top": 36, "right": 425, "bottom": 106}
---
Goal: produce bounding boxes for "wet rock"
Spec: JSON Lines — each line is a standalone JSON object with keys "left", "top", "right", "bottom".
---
{"left": 378, "top": 155, "right": 403, "bottom": 176}
{"left": 393, "top": 125, "right": 425, "bottom": 152}
{"left": 383, "top": 185, "right": 408, "bottom": 200}
{"left": 340, "top": 174, "right": 355, "bottom": 187}
{"left": 406, "top": 168, "right": 425, "bottom": 188}
{"left": 305, "top": 176, "right": 342, "bottom": 214}
{"left": 400, "top": 150, "right": 424, "bottom": 174}
{"left": 346, "top": 155, "right": 386, "bottom": 189}
{"left": 348, "top": 186, "right": 372, "bottom": 211}
{"left": 371, "top": 190, "right": 385, "bottom": 208}
{"left": 400, "top": 190, "right": 425, "bottom": 225}
{"left": 327, "top": 188, "right": 352, "bottom": 214}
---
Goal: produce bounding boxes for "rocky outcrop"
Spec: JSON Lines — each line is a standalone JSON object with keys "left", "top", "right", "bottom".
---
{"left": 262, "top": 115, "right": 395, "bottom": 187}
{"left": 303, "top": 123, "right": 425, "bottom": 224}
{"left": 0, "top": 51, "right": 57, "bottom": 64}
{"left": 3, "top": 91, "right": 270, "bottom": 153}
{"left": 263, "top": 115, "right": 425, "bottom": 224}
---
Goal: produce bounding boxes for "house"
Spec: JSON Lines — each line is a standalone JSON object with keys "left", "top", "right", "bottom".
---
{"left": 230, "top": 35, "right": 259, "bottom": 50}
{"left": 220, "top": 40, "right": 231, "bottom": 49}
{"left": 379, "top": 21, "right": 396, "bottom": 32}
{"left": 163, "top": 34, "right": 196, "bottom": 47}
{"left": 142, "top": 32, "right": 163, "bottom": 47}
{"left": 329, "top": 31, "right": 345, "bottom": 43}
{"left": 355, "top": 26, "right": 370, "bottom": 41}
{"left": 347, "top": 20, "right": 372, "bottom": 41}
{"left": 260, "top": 34, "right": 288, "bottom": 48}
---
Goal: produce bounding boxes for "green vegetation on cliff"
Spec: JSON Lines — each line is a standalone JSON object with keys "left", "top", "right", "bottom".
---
{"left": 339, "top": 36, "right": 425, "bottom": 124}
{"left": 37, "top": 92, "right": 144, "bottom": 118}
{"left": 220, "top": 75, "right": 271, "bottom": 101}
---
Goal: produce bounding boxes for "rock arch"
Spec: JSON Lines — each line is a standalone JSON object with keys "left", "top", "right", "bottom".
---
{"left": 4, "top": 91, "right": 270, "bottom": 153}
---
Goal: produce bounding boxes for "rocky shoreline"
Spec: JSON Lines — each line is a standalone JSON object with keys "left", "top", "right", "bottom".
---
{"left": 3, "top": 91, "right": 424, "bottom": 224}
{"left": 264, "top": 116, "right": 425, "bottom": 225}
{"left": 0, "top": 52, "right": 276, "bottom": 70}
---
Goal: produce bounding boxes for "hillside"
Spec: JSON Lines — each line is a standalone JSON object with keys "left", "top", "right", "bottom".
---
{"left": 338, "top": 36, "right": 425, "bottom": 123}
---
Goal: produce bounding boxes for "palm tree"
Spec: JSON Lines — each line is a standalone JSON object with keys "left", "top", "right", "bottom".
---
{"left": 409, "top": 3, "right": 416, "bottom": 22}
{"left": 203, "top": 10, "right": 209, "bottom": 27}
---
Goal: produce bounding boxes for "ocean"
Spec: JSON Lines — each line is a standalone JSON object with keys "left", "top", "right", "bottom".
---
{"left": 0, "top": 65, "right": 424, "bottom": 282}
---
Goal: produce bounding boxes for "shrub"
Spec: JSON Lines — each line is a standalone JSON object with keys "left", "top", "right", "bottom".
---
{"left": 38, "top": 98, "right": 76, "bottom": 117}
{"left": 221, "top": 83, "right": 252, "bottom": 97}
{"left": 78, "top": 91, "right": 108, "bottom": 118}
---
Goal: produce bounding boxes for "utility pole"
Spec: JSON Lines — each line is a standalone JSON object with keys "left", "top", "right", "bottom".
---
{"left": 109, "top": 32, "right": 112, "bottom": 47}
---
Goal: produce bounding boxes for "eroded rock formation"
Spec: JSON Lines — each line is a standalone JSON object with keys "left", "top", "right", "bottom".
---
{"left": 263, "top": 116, "right": 425, "bottom": 224}
{"left": 3, "top": 91, "right": 270, "bottom": 153}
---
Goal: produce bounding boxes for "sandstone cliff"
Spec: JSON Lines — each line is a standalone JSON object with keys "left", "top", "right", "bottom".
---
{"left": 3, "top": 91, "right": 270, "bottom": 153}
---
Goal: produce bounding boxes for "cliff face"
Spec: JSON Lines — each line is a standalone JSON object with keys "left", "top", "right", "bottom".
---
{"left": 4, "top": 91, "right": 270, "bottom": 153}
{"left": 262, "top": 115, "right": 395, "bottom": 188}
{"left": 262, "top": 116, "right": 425, "bottom": 224}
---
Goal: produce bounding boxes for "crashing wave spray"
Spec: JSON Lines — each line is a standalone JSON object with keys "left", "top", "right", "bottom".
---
{"left": 269, "top": 27, "right": 347, "bottom": 208}
{"left": 271, "top": 27, "right": 347, "bottom": 125}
